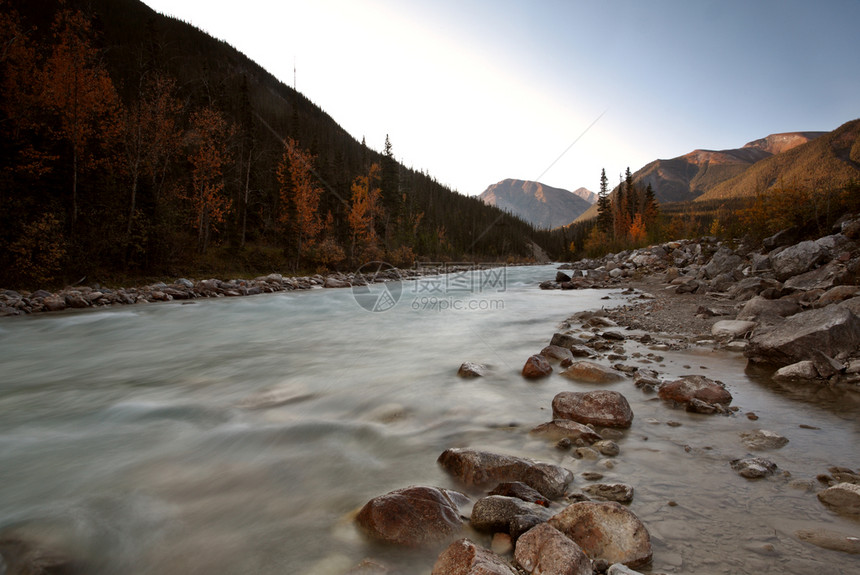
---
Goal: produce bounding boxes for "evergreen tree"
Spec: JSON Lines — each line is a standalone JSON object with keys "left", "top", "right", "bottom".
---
{"left": 597, "top": 168, "right": 611, "bottom": 234}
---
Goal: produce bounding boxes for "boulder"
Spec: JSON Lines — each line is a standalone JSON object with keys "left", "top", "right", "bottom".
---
{"left": 548, "top": 501, "right": 652, "bottom": 568}
{"left": 736, "top": 296, "right": 801, "bottom": 321}
{"left": 557, "top": 271, "right": 573, "bottom": 283}
{"left": 355, "top": 486, "right": 468, "bottom": 548}
{"left": 658, "top": 375, "right": 732, "bottom": 406}
{"left": 42, "top": 296, "right": 67, "bottom": 312}
{"left": 783, "top": 260, "right": 848, "bottom": 291}
{"left": 458, "top": 362, "right": 488, "bottom": 378}
{"left": 559, "top": 361, "right": 625, "bottom": 384}
{"left": 529, "top": 420, "right": 603, "bottom": 444}
{"left": 552, "top": 391, "right": 634, "bottom": 429}
{"left": 581, "top": 483, "right": 634, "bottom": 503}
{"left": 771, "top": 240, "right": 829, "bottom": 281}
{"left": 772, "top": 360, "right": 820, "bottom": 382}
{"left": 540, "top": 345, "right": 575, "bottom": 363}
{"left": 438, "top": 448, "right": 573, "bottom": 499}
{"left": 514, "top": 523, "right": 592, "bottom": 575}
{"left": 550, "top": 333, "right": 579, "bottom": 349}
{"left": 704, "top": 247, "right": 742, "bottom": 279}
{"left": 522, "top": 355, "right": 553, "bottom": 379}
{"left": 730, "top": 457, "right": 778, "bottom": 479}
{"left": 739, "top": 429, "right": 789, "bottom": 450}
{"left": 470, "top": 495, "right": 553, "bottom": 533}
{"left": 711, "top": 320, "right": 757, "bottom": 339}
{"left": 489, "top": 482, "right": 550, "bottom": 507}
{"left": 324, "top": 276, "right": 351, "bottom": 289}
{"left": 432, "top": 539, "right": 517, "bottom": 575}
{"left": 817, "top": 483, "right": 860, "bottom": 515}
{"left": 745, "top": 306, "right": 860, "bottom": 366}
{"left": 729, "top": 277, "right": 783, "bottom": 301}
{"left": 817, "top": 285, "right": 860, "bottom": 307}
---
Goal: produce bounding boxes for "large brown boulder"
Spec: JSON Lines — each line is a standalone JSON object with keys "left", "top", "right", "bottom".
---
{"left": 745, "top": 306, "right": 860, "bottom": 366}
{"left": 438, "top": 448, "right": 573, "bottom": 499}
{"left": 514, "top": 523, "right": 592, "bottom": 575}
{"left": 817, "top": 483, "right": 860, "bottom": 516}
{"left": 548, "top": 501, "right": 652, "bottom": 568}
{"left": 355, "top": 486, "right": 469, "bottom": 548}
{"left": 658, "top": 375, "right": 732, "bottom": 406}
{"left": 432, "top": 539, "right": 518, "bottom": 575}
{"left": 552, "top": 391, "right": 634, "bottom": 429}
{"left": 559, "top": 361, "right": 625, "bottom": 384}
{"left": 470, "top": 495, "right": 553, "bottom": 534}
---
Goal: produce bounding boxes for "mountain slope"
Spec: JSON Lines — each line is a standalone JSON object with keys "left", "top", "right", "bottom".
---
{"left": 479, "top": 179, "right": 594, "bottom": 229}
{"left": 575, "top": 129, "right": 829, "bottom": 222}
{"left": 696, "top": 119, "right": 860, "bottom": 201}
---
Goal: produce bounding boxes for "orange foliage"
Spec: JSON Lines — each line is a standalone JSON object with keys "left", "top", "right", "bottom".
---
{"left": 186, "top": 106, "right": 234, "bottom": 253}
{"left": 628, "top": 213, "right": 647, "bottom": 245}
{"left": 277, "top": 138, "right": 324, "bottom": 258}
{"left": 349, "top": 163, "right": 385, "bottom": 260}
{"left": 38, "top": 7, "right": 122, "bottom": 228}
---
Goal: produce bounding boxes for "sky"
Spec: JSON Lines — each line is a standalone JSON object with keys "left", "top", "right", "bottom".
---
{"left": 140, "top": 0, "right": 860, "bottom": 196}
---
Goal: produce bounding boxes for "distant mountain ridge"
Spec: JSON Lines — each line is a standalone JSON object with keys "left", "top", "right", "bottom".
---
{"left": 574, "top": 127, "right": 846, "bottom": 223}
{"left": 479, "top": 179, "right": 595, "bottom": 229}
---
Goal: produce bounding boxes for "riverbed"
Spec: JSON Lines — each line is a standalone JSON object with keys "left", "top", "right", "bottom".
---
{"left": 0, "top": 265, "right": 857, "bottom": 574}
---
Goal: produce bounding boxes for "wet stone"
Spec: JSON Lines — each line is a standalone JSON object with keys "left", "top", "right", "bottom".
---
{"left": 730, "top": 457, "right": 778, "bottom": 479}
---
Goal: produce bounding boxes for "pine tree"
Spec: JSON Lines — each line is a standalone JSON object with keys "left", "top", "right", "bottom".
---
{"left": 597, "top": 168, "right": 611, "bottom": 234}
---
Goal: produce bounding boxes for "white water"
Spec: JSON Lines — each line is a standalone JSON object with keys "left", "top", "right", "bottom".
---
{"left": 0, "top": 265, "right": 857, "bottom": 574}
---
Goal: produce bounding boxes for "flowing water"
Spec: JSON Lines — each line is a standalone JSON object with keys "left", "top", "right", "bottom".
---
{"left": 0, "top": 265, "right": 857, "bottom": 574}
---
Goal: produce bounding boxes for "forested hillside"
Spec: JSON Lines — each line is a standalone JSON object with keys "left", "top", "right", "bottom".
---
{"left": 0, "top": 0, "right": 560, "bottom": 288}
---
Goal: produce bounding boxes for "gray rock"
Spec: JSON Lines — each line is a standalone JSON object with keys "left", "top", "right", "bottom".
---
{"left": 607, "top": 563, "right": 646, "bottom": 575}
{"left": 771, "top": 240, "right": 830, "bottom": 281}
{"left": 356, "top": 486, "right": 469, "bottom": 548}
{"left": 773, "top": 360, "right": 820, "bottom": 381}
{"left": 458, "top": 362, "right": 487, "bottom": 378}
{"left": 174, "top": 278, "right": 194, "bottom": 289}
{"left": 783, "top": 260, "right": 848, "bottom": 291}
{"left": 740, "top": 429, "right": 789, "bottom": 450}
{"left": 593, "top": 440, "right": 620, "bottom": 456}
{"left": 552, "top": 390, "right": 634, "bottom": 429}
{"left": 550, "top": 333, "right": 579, "bottom": 349}
{"left": 437, "top": 448, "right": 573, "bottom": 499}
{"left": 582, "top": 483, "right": 634, "bottom": 503}
{"left": 730, "top": 457, "right": 778, "bottom": 479}
{"left": 729, "top": 277, "right": 783, "bottom": 301}
{"left": 704, "top": 247, "right": 742, "bottom": 279}
{"left": 817, "top": 483, "right": 860, "bottom": 515}
{"left": 745, "top": 306, "right": 860, "bottom": 366}
{"left": 711, "top": 320, "right": 757, "bottom": 338}
{"left": 559, "top": 361, "right": 625, "bottom": 384}
{"left": 737, "top": 296, "right": 801, "bottom": 320}
{"left": 514, "top": 523, "right": 592, "bottom": 575}
{"left": 470, "top": 495, "right": 552, "bottom": 533}
{"left": 548, "top": 501, "right": 652, "bottom": 568}
{"left": 431, "top": 539, "right": 517, "bottom": 575}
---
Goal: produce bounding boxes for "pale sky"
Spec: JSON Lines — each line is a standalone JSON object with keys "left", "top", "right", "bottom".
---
{"left": 140, "top": 0, "right": 860, "bottom": 196}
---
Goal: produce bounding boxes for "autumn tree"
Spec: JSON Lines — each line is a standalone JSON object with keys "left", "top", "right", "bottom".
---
{"left": 38, "top": 7, "right": 122, "bottom": 234}
{"left": 349, "top": 162, "right": 385, "bottom": 262}
{"left": 186, "top": 105, "right": 235, "bottom": 253}
{"left": 277, "top": 137, "right": 324, "bottom": 268}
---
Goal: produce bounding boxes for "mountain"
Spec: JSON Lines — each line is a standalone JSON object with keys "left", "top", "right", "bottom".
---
{"left": 575, "top": 129, "right": 831, "bottom": 222}
{"left": 696, "top": 119, "right": 860, "bottom": 201}
{"left": 479, "top": 179, "right": 595, "bottom": 229}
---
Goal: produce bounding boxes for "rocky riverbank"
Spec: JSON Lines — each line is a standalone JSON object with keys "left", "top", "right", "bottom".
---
{"left": 0, "top": 265, "right": 483, "bottom": 317}
{"left": 341, "top": 217, "right": 860, "bottom": 574}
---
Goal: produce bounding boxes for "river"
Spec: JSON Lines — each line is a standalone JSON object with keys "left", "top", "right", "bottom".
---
{"left": 0, "top": 264, "right": 857, "bottom": 574}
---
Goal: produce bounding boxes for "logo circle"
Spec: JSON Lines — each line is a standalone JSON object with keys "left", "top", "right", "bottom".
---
{"left": 352, "top": 261, "right": 403, "bottom": 312}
